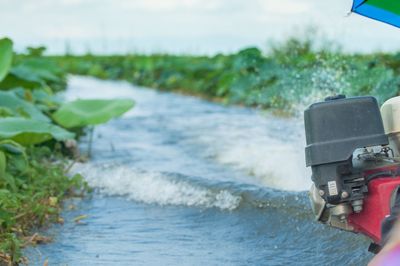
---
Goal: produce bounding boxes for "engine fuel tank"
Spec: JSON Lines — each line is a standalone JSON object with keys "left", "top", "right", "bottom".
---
{"left": 348, "top": 165, "right": 400, "bottom": 243}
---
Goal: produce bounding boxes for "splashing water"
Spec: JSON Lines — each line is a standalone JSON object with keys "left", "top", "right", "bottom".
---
{"left": 24, "top": 76, "right": 373, "bottom": 265}
{"left": 72, "top": 163, "right": 242, "bottom": 211}
{"left": 67, "top": 76, "right": 312, "bottom": 192}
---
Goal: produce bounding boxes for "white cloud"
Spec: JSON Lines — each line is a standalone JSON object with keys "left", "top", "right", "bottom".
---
{"left": 41, "top": 26, "right": 97, "bottom": 39}
{"left": 258, "top": 0, "right": 311, "bottom": 15}
{"left": 118, "top": 0, "right": 225, "bottom": 12}
{"left": 0, "top": 0, "right": 399, "bottom": 54}
{"left": 60, "top": 0, "right": 91, "bottom": 6}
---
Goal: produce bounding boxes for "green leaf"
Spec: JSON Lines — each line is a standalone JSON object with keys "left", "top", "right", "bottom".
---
{"left": 3, "top": 173, "right": 16, "bottom": 192}
{"left": 53, "top": 99, "right": 135, "bottom": 128}
{"left": 0, "top": 151, "right": 6, "bottom": 179}
{"left": 8, "top": 154, "right": 28, "bottom": 174}
{"left": 0, "top": 117, "right": 75, "bottom": 145}
{"left": 0, "top": 38, "right": 13, "bottom": 82}
{"left": 19, "top": 58, "right": 62, "bottom": 83}
{"left": 0, "top": 66, "right": 44, "bottom": 90}
{"left": 31, "top": 89, "right": 62, "bottom": 111}
{"left": 26, "top": 46, "right": 46, "bottom": 57}
{"left": 0, "top": 107, "right": 13, "bottom": 118}
{"left": 0, "top": 58, "right": 64, "bottom": 90}
{"left": 0, "top": 74, "right": 40, "bottom": 90}
{"left": 0, "top": 209, "right": 13, "bottom": 228}
{"left": 0, "top": 140, "right": 25, "bottom": 155}
{"left": 0, "top": 91, "right": 50, "bottom": 121}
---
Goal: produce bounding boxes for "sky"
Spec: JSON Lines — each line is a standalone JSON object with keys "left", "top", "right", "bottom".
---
{"left": 0, "top": 0, "right": 399, "bottom": 55}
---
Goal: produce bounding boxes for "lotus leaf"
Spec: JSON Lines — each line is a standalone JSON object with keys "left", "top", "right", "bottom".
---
{"left": 0, "top": 91, "right": 50, "bottom": 121}
{"left": 53, "top": 99, "right": 134, "bottom": 128}
{"left": 0, "top": 117, "right": 75, "bottom": 145}
{"left": 0, "top": 38, "right": 13, "bottom": 82}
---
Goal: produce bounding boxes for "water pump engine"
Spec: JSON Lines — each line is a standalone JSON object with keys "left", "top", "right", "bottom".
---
{"left": 305, "top": 95, "right": 400, "bottom": 248}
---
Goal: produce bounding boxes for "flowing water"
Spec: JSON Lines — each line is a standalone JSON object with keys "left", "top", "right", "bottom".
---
{"left": 25, "top": 76, "right": 373, "bottom": 265}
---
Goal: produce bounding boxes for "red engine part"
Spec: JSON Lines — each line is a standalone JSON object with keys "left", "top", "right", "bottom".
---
{"left": 348, "top": 166, "right": 400, "bottom": 244}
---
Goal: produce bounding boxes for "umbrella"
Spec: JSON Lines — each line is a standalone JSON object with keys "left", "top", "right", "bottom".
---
{"left": 352, "top": 0, "right": 400, "bottom": 28}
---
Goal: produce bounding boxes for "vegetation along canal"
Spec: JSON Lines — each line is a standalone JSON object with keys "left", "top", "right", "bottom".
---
{"left": 25, "top": 76, "right": 373, "bottom": 265}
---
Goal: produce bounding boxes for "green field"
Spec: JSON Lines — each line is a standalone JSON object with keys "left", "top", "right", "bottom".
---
{"left": 55, "top": 37, "right": 400, "bottom": 114}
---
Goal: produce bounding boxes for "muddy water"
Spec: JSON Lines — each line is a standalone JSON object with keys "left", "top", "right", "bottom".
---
{"left": 25, "top": 76, "right": 372, "bottom": 265}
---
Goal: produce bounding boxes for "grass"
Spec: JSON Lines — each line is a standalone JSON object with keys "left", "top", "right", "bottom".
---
{"left": 0, "top": 145, "right": 88, "bottom": 265}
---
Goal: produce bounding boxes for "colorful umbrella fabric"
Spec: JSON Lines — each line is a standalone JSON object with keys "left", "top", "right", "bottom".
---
{"left": 352, "top": 0, "right": 400, "bottom": 28}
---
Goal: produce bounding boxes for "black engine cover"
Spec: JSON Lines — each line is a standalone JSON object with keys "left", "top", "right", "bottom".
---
{"left": 304, "top": 95, "right": 388, "bottom": 203}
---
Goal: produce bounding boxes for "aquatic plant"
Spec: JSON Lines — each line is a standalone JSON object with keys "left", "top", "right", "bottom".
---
{"left": 53, "top": 99, "right": 135, "bottom": 128}
{"left": 55, "top": 37, "right": 400, "bottom": 113}
{"left": 0, "top": 37, "right": 134, "bottom": 264}
{"left": 0, "top": 38, "right": 12, "bottom": 82}
{"left": 0, "top": 118, "right": 75, "bottom": 145}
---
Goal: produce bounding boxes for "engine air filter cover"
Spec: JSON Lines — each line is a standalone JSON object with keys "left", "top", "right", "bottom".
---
{"left": 304, "top": 96, "right": 388, "bottom": 167}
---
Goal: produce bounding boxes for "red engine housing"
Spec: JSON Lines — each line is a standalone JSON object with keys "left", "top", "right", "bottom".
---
{"left": 348, "top": 165, "right": 400, "bottom": 243}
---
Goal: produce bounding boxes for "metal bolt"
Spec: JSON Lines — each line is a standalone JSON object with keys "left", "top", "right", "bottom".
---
{"left": 352, "top": 200, "right": 363, "bottom": 213}
{"left": 319, "top": 190, "right": 325, "bottom": 196}
{"left": 341, "top": 191, "right": 349, "bottom": 199}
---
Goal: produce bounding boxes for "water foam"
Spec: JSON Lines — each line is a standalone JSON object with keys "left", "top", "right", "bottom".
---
{"left": 72, "top": 163, "right": 241, "bottom": 211}
{"left": 67, "top": 76, "right": 312, "bottom": 193}
{"left": 191, "top": 114, "right": 311, "bottom": 191}
{"left": 212, "top": 136, "right": 311, "bottom": 191}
